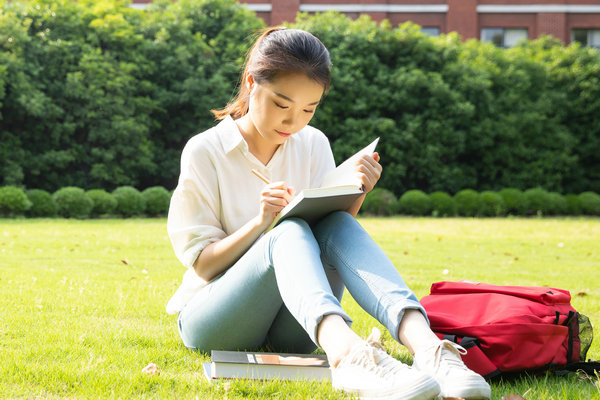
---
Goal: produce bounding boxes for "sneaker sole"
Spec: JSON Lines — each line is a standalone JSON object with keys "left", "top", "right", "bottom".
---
{"left": 441, "top": 398, "right": 489, "bottom": 400}
{"left": 334, "top": 375, "right": 441, "bottom": 400}
{"left": 440, "top": 385, "right": 491, "bottom": 400}
{"left": 440, "top": 394, "right": 490, "bottom": 399}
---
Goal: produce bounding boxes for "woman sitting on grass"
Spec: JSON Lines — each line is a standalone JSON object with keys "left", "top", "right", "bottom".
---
{"left": 166, "top": 26, "right": 491, "bottom": 400}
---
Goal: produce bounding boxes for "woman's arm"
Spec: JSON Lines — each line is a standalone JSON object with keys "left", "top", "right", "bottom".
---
{"left": 192, "top": 181, "right": 294, "bottom": 281}
{"left": 346, "top": 152, "right": 382, "bottom": 217}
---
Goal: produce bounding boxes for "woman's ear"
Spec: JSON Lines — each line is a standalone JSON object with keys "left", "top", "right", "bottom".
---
{"left": 245, "top": 73, "right": 255, "bottom": 91}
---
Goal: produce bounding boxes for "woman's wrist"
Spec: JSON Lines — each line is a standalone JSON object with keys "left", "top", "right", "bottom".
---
{"left": 253, "top": 214, "right": 274, "bottom": 233}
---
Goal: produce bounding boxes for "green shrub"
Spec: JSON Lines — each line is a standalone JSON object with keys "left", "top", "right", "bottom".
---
{"left": 142, "top": 186, "right": 171, "bottom": 216}
{"left": 547, "top": 192, "right": 567, "bottom": 215}
{"left": 361, "top": 188, "right": 398, "bottom": 216}
{"left": 2, "top": 2, "right": 599, "bottom": 195}
{"left": 429, "top": 191, "right": 456, "bottom": 217}
{"left": 524, "top": 188, "right": 551, "bottom": 215}
{"left": 498, "top": 188, "right": 527, "bottom": 215}
{"left": 112, "top": 186, "right": 146, "bottom": 217}
{"left": 398, "top": 190, "right": 432, "bottom": 216}
{"left": 53, "top": 187, "right": 93, "bottom": 219}
{"left": 86, "top": 189, "right": 117, "bottom": 216}
{"left": 26, "top": 189, "right": 56, "bottom": 217}
{"left": 480, "top": 191, "right": 507, "bottom": 217}
{"left": 564, "top": 194, "right": 582, "bottom": 215}
{"left": 453, "top": 189, "right": 482, "bottom": 217}
{"left": 579, "top": 191, "right": 600, "bottom": 215}
{"left": 0, "top": 186, "right": 32, "bottom": 217}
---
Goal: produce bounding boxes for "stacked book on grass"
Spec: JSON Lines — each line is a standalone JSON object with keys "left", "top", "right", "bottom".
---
{"left": 203, "top": 350, "right": 331, "bottom": 383}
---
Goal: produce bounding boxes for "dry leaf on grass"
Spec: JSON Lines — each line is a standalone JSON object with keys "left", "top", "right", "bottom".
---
{"left": 502, "top": 394, "right": 526, "bottom": 400}
{"left": 142, "top": 363, "right": 159, "bottom": 376}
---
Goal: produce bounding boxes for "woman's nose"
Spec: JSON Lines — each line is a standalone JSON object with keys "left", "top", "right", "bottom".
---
{"left": 282, "top": 112, "right": 295, "bottom": 127}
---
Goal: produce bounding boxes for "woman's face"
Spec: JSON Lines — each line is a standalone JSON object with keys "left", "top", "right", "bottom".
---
{"left": 246, "top": 72, "right": 324, "bottom": 145}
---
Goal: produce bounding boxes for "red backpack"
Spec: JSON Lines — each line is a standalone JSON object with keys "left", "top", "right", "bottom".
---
{"left": 420, "top": 281, "right": 597, "bottom": 378}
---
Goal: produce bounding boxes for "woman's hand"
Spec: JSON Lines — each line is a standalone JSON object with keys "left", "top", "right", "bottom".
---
{"left": 195, "top": 181, "right": 294, "bottom": 281}
{"left": 355, "top": 152, "right": 382, "bottom": 193}
{"left": 257, "top": 181, "right": 295, "bottom": 229}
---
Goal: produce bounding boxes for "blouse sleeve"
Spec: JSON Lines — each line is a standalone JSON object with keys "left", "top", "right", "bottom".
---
{"left": 167, "top": 136, "right": 227, "bottom": 270}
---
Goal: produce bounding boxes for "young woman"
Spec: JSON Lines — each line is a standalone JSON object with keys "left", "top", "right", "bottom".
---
{"left": 166, "top": 27, "right": 491, "bottom": 400}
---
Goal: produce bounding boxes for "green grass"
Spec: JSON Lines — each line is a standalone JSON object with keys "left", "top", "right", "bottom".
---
{"left": 1, "top": 217, "right": 599, "bottom": 399}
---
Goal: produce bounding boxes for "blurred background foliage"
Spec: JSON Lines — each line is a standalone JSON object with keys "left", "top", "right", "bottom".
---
{"left": 1, "top": 0, "right": 598, "bottom": 196}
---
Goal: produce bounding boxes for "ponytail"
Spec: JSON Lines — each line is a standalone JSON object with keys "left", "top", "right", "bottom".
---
{"left": 211, "top": 27, "right": 285, "bottom": 120}
{"left": 211, "top": 27, "right": 331, "bottom": 120}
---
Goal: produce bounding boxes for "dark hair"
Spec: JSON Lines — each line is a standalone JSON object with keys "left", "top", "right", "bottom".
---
{"left": 212, "top": 27, "right": 332, "bottom": 120}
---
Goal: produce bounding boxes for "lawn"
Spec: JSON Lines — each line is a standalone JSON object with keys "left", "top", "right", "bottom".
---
{"left": 1, "top": 217, "right": 599, "bottom": 399}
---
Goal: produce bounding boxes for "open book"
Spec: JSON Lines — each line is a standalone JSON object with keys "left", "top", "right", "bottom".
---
{"left": 272, "top": 137, "right": 379, "bottom": 228}
{"left": 203, "top": 350, "right": 330, "bottom": 382}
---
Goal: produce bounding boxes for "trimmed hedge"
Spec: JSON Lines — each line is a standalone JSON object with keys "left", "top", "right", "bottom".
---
{"left": 524, "top": 188, "right": 550, "bottom": 216}
{"left": 86, "top": 189, "right": 118, "bottom": 216}
{"left": 0, "top": 186, "right": 31, "bottom": 217}
{"left": 362, "top": 188, "right": 398, "bottom": 216}
{"left": 480, "top": 191, "right": 507, "bottom": 217}
{"left": 2, "top": 186, "right": 599, "bottom": 218}
{"left": 498, "top": 188, "right": 526, "bottom": 216}
{"left": 26, "top": 189, "right": 56, "bottom": 217}
{"left": 547, "top": 192, "right": 567, "bottom": 216}
{"left": 564, "top": 194, "right": 582, "bottom": 216}
{"left": 398, "top": 190, "right": 432, "bottom": 216}
{"left": 112, "top": 186, "right": 146, "bottom": 217}
{"left": 53, "top": 187, "right": 93, "bottom": 219}
{"left": 430, "top": 191, "right": 456, "bottom": 217}
{"left": 579, "top": 191, "right": 600, "bottom": 215}
{"left": 142, "top": 186, "right": 171, "bottom": 216}
{"left": 454, "top": 189, "right": 482, "bottom": 217}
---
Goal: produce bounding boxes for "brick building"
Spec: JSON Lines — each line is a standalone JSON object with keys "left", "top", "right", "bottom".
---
{"left": 131, "top": 1, "right": 600, "bottom": 48}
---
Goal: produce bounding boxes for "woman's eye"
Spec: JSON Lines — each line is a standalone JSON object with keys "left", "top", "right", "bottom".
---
{"left": 304, "top": 109, "right": 315, "bottom": 114}
{"left": 274, "top": 102, "right": 288, "bottom": 109}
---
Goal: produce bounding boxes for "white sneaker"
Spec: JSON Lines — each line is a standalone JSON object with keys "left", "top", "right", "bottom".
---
{"left": 331, "top": 328, "right": 440, "bottom": 400}
{"left": 412, "top": 340, "right": 491, "bottom": 400}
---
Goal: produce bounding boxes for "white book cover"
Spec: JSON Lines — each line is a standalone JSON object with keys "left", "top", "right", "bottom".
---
{"left": 272, "top": 137, "right": 379, "bottom": 227}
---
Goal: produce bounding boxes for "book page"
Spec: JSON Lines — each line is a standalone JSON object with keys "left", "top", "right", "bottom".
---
{"left": 301, "top": 185, "right": 362, "bottom": 198}
{"left": 320, "top": 137, "right": 379, "bottom": 188}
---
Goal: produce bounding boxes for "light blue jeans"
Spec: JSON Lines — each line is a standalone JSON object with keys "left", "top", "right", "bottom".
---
{"left": 178, "top": 211, "right": 427, "bottom": 353}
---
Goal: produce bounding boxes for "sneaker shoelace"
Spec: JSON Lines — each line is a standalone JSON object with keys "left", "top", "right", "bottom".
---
{"left": 353, "top": 327, "right": 409, "bottom": 380}
{"left": 431, "top": 340, "right": 468, "bottom": 375}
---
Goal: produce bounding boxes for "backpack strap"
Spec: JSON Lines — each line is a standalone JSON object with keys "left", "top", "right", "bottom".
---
{"left": 559, "top": 360, "right": 600, "bottom": 375}
{"left": 441, "top": 334, "right": 502, "bottom": 380}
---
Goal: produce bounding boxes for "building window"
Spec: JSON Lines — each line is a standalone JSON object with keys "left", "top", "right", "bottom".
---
{"left": 571, "top": 29, "right": 600, "bottom": 48}
{"left": 481, "top": 28, "right": 528, "bottom": 48}
{"left": 421, "top": 27, "right": 440, "bottom": 37}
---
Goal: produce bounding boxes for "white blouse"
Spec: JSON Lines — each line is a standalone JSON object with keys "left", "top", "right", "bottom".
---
{"left": 166, "top": 116, "right": 336, "bottom": 314}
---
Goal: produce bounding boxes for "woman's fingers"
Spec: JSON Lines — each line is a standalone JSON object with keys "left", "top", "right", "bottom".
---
{"left": 355, "top": 153, "right": 382, "bottom": 192}
{"left": 261, "top": 181, "right": 294, "bottom": 212}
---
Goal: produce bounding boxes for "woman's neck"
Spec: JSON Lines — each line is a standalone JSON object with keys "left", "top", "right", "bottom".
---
{"left": 235, "top": 116, "right": 279, "bottom": 166}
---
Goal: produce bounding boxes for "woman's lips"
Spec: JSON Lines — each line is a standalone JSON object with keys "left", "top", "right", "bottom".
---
{"left": 276, "top": 130, "right": 291, "bottom": 138}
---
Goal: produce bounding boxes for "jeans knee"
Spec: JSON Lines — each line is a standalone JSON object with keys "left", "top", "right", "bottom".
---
{"left": 274, "top": 217, "right": 312, "bottom": 239}
{"left": 313, "top": 211, "right": 356, "bottom": 238}
{"left": 279, "top": 216, "right": 311, "bottom": 229}
{"left": 325, "top": 210, "right": 354, "bottom": 224}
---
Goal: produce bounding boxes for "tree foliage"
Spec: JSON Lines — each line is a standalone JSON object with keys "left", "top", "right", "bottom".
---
{"left": 295, "top": 13, "right": 598, "bottom": 194}
{"left": 0, "top": 0, "right": 262, "bottom": 191}
{"left": 1, "top": 1, "right": 598, "bottom": 195}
